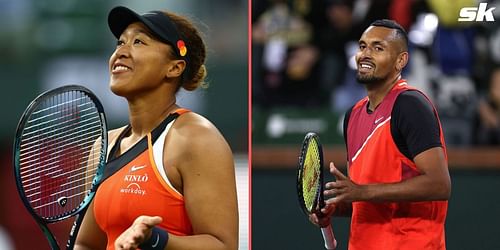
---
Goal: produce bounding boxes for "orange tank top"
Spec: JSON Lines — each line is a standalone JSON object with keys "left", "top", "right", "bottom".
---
{"left": 93, "top": 109, "right": 193, "bottom": 249}
{"left": 346, "top": 80, "right": 448, "bottom": 250}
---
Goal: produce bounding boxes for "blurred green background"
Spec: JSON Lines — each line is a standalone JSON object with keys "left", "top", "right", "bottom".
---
{"left": 0, "top": 0, "right": 248, "bottom": 249}
{"left": 252, "top": 167, "right": 500, "bottom": 250}
{"left": 0, "top": 0, "right": 248, "bottom": 151}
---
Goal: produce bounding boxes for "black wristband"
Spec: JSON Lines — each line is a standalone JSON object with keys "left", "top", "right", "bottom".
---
{"left": 139, "top": 227, "right": 169, "bottom": 250}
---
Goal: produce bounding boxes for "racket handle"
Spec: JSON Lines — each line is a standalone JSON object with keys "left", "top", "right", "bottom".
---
{"left": 66, "top": 209, "right": 87, "bottom": 249}
{"left": 321, "top": 224, "right": 337, "bottom": 249}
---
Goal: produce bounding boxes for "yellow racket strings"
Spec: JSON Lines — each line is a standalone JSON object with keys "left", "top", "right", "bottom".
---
{"left": 302, "top": 139, "right": 321, "bottom": 212}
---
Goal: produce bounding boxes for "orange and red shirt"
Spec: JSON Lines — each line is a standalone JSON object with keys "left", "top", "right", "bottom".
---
{"left": 345, "top": 80, "right": 448, "bottom": 250}
{"left": 93, "top": 109, "right": 192, "bottom": 249}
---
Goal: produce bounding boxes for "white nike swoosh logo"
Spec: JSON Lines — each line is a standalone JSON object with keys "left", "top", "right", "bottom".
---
{"left": 352, "top": 116, "right": 391, "bottom": 162}
{"left": 130, "top": 165, "right": 146, "bottom": 172}
{"left": 152, "top": 234, "right": 160, "bottom": 248}
{"left": 374, "top": 117, "right": 384, "bottom": 124}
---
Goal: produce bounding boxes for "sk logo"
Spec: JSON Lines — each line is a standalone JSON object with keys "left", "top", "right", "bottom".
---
{"left": 458, "top": 3, "right": 496, "bottom": 22}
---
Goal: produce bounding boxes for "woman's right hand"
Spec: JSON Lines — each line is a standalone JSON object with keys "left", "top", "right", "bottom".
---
{"left": 114, "top": 216, "right": 163, "bottom": 250}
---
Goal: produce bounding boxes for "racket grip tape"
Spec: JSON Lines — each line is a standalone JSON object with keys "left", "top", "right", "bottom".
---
{"left": 66, "top": 212, "right": 85, "bottom": 249}
{"left": 321, "top": 224, "right": 337, "bottom": 249}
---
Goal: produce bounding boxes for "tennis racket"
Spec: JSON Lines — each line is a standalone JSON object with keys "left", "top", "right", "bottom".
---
{"left": 13, "top": 85, "right": 107, "bottom": 250}
{"left": 297, "top": 132, "right": 337, "bottom": 249}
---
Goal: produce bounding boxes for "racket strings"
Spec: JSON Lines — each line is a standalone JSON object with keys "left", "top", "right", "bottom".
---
{"left": 302, "top": 139, "right": 322, "bottom": 212}
{"left": 23, "top": 157, "right": 100, "bottom": 204}
{"left": 20, "top": 126, "right": 102, "bottom": 183}
{"left": 21, "top": 152, "right": 101, "bottom": 194}
{"left": 28, "top": 179, "right": 95, "bottom": 204}
{"left": 17, "top": 90, "right": 105, "bottom": 219}
{"left": 20, "top": 134, "right": 101, "bottom": 172}
{"left": 33, "top": 188, "right": 93, "bottom": 211}
{"left": 29, "top": 96, "right": 88, "bottom": 116}
{"left": 19, "top": 106, "right": 102, "bottom": 167}
{"left": 19, "top": 116, "right": 102, "bottom": 153}
{"left": 23, "top": 155, "right": 101, "bottom": 193}
{"left": 23, "top": 104, "right": 98, "bottom": 137}
{"left": 37, "top": 178, "right": 96, "bottom": 200}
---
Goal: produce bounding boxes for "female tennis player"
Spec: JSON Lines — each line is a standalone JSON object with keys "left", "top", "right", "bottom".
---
{"left": 74, "top": 6, "right": 239, "bottom": 250}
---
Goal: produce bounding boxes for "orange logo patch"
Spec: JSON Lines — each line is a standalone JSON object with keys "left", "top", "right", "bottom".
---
{"left": 177, "top": 40, "right": 187, "bottom": 56}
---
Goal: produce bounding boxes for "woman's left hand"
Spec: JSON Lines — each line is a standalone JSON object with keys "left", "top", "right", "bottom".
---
{"left": 114, "top": 215, "right": 163, "bottom": 250}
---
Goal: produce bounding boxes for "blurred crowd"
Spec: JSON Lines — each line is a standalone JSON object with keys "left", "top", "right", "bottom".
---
{"left": 252, "top": 0, "right": 500, "bottom": 146}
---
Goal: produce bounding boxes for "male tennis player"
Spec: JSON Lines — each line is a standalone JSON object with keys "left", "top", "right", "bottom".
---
{"left": 311, "top": 19, "right": 451, "bottom": 249}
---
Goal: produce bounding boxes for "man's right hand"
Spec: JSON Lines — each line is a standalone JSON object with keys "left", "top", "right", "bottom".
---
{"left": 309, "top": 204, "right": 335, "bottom": 228}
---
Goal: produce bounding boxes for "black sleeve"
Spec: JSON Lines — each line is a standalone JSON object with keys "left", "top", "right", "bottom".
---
{"left": 343, "top": 105, "right": 354, "bottom": 160}
{"left": 343, "top": 105, "right": 354, "bottom": 146}
{"left": 391, "top": 91, "right": 442, "bottom": 160}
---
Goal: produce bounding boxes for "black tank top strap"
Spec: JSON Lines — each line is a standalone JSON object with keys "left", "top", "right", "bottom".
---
{"left": 150, "top": 112, "right": 181, "bottom": 144}
{"left": 150, "top": 108, "right": 190, "bottom": 144}
{"left": 107, "top": 125, "right": 131, "bottom": 162}
{"left": 100, "top": 109, "right": 189, "bottom": 184}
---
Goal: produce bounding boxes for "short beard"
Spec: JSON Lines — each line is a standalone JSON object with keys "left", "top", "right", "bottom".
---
{"left": 356, "top": 73, "right": 384, "bottom": 85}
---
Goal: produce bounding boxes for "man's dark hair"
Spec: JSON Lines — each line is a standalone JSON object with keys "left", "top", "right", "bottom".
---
{"left": 370, "top": 19, "right": 408, "bottom": 51}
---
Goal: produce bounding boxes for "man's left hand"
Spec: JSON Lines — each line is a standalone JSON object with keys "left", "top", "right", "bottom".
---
{"left": 324, "top": 162, "right": 366, "bottom": 204}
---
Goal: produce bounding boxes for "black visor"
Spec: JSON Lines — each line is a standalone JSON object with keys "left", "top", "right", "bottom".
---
{"left": 108, "top": 6, "right": 188, "bottom": 60}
